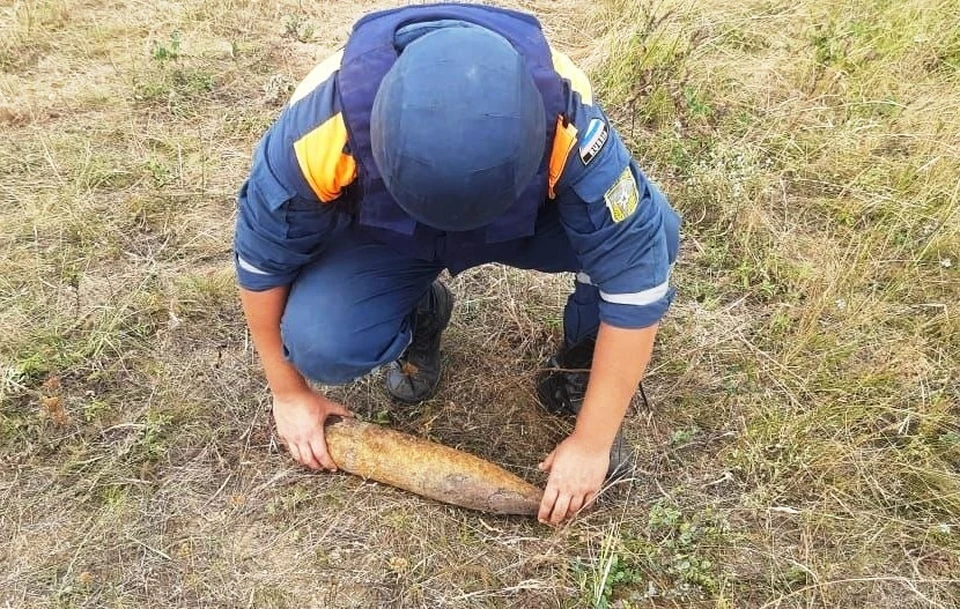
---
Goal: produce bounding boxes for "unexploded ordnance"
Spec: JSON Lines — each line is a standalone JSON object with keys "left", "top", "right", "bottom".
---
{"left": 325, "top": 417, "right": 542, "bottom": 515}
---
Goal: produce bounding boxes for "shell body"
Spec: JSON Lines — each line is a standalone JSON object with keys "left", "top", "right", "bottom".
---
{"left": 325, "top": 418, "right": 542, "bottom": 515}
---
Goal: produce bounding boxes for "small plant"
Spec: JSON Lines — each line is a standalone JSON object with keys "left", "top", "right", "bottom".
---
{"left": 939, "top": 431, "right": 960, "bottom": 447}
{"left": 152, "top": 31, "right": 182, "bottom": 62}
{"left": 282, "top": 14, "right": 314, "bottom": 43}
{"left": 82, "top": 398, "right": 110, "bottom": 423}
{"left": 135, "top": 29, "right": 215, "bottom": 115}
{"left": 171, "top": 68, "right": 214, "bottom": 95}
{"left": 648, "top": 501, "right": 683, "bottom": 530}
{"left": 670, "top": 425, "right": 700, "bottom": 446}
{"left": 573, "top": 525, "right": 647, "bottom": 609}
{"left": 133, "top": 409, "right": 172, "bottom": 462}
{"left": 99, "top": 485, "right": 128, "bottom": 509}
{"left": 142, "top": 157, "right": 173, "bottom": 187}
{"left": 597, "top": 555, "right": 643, "bottom": 608}
{"left": 266, "top": 484, "right": 313, "bottom": 517}
{"left": 683, "top": 85, "right": 713, "bottom": 119}
{"left": 630, "top": 500, "right": 731, "bottom": 600}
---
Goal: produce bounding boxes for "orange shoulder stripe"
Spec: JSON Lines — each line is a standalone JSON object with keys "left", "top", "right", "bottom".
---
{"left": 293, "top": 112, "right": 357, "bottom": 203}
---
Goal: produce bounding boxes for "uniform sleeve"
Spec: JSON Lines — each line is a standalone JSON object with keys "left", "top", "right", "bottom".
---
{"left": 234, "top": 54, "right": 356, "bottom": 292}
{"left": 554, "top": 101, "right": 680, "bottom": 329}
{"left": 234, "top": 137, "right": 349, "bottom": 291}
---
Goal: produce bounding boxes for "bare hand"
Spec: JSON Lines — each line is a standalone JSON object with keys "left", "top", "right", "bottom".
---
{"left": 537, "top": 432, "right": 609, "bottom": 525}
{"left": 273, "top": 390, "right": 353, "bottom": 471}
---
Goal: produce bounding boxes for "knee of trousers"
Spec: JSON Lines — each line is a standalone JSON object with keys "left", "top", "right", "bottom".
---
{"left": 280, "top": 315, "right": 410, "bottom": 385}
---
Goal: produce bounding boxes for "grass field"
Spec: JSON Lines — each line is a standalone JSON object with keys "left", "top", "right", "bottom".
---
{"left": 1, "top": 0, "right": 958, "bottom": 607}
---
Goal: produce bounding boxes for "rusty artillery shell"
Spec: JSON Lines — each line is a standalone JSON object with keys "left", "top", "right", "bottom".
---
{"left": 324, "top": 417, "right": 542, "bottom": 515}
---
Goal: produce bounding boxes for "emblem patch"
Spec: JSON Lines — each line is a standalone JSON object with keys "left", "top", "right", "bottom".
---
{"left": 578, "top": 118, "right": 608, "bottom": 165}
{"left": 604, "top": 168, "right": 639, "bottom": 223}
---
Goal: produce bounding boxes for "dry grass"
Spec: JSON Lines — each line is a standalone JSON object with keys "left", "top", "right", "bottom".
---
{"left": 1, "top": 0, "right": 958, "bottom": 607}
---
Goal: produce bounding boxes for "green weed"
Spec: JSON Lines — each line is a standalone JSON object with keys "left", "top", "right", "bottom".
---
{"left": 134, "top": 30, "right": 217, "bottom": 115}
{"left": 670, "top": 425, "right": 699, "bottom": 446}
{"left": 152, "top": 31, "right": 182, "bottom": 62}
{"left": 281, "top": 14, "right": 314, "bottom": 43}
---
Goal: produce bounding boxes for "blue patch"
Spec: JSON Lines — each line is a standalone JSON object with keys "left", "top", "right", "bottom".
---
{"left": 578, "top": 118, "right": 608, "bottom": 165}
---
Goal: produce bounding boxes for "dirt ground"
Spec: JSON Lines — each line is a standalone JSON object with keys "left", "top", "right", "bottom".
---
{"left": 1, "top": 0, "right": 958, "bottom": 607}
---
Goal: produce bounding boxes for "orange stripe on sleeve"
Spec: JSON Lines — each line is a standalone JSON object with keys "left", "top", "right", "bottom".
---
{"left": 293, "top": 112, "right": 357, "bottom": 203}
{"left": 548, "top": 117, "right": 578, "bottom": 199}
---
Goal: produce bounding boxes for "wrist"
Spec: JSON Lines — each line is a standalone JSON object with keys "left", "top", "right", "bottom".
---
{"left": 259, "top": 347, "right": 309, "bottom": 397}
{"left": 573, "top": 395, "right": 625, "bottom": 446}
{"left": 267, "top": 369, "right": 311, "bottom": 400}
{"left": 570, "top": 420, "right": 617, "bottom": 452}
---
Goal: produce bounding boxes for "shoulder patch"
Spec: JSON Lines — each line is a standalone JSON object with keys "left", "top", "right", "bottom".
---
{"left": 604, "top": 167, "right": 639, "bottom": 222}
{"left": 579, "top": 118, "right": 608, "bottom": 165}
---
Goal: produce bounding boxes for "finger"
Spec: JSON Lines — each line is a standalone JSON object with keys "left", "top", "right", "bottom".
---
{"left": 329, "top": 403, "right": 355, "bottom": 419}
{"left": 538, "top": 449, "right": 556, "bottom": 472}
{"left": 287, "top": 442, "right": 301, "bottom": 464}
{"left": 298, "top": 441, "right": 323, "bottom": 470}
{"left": 310, "top": 435, "right": 338, "bottom": 471}
{"left": 538, "top": 485, "right": 559, "bottom": 524}
{"left": 568, "top": 494, "right": 585, "bottom": 517}
{"left": 549, "top": 492, "right": 572, "bottom": 526}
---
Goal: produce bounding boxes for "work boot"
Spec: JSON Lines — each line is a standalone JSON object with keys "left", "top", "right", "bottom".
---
{"left": 536, "top": 338, "right": 631, "bottom": 481}
{"left": 384, "top": 281, "right": 455, "bottom": 403}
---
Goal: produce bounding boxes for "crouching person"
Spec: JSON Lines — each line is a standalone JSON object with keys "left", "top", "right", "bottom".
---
{"left": 235, "top": 4, "right": 680, "bottom": 525}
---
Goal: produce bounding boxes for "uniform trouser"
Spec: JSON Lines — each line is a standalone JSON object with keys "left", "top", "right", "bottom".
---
{"left": 280, "top": 207, "right": 680, "bottom": 385}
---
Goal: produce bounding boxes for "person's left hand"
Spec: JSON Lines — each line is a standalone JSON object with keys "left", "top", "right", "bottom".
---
{"left": 537, "top": 432, "right": 609, "bottom": 526}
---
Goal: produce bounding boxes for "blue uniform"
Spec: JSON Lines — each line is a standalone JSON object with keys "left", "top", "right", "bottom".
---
{"left": 234, "top": 6, "right": 680, "bottom": 384}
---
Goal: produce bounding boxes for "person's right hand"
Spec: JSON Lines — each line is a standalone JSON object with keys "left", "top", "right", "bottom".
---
{"left": 272, "top": 390, "right": 354, "bottom": 471}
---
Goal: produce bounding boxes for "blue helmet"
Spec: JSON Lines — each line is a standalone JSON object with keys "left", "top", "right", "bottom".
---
{"left": 370, "top": 25, "right": 546, "bottom": 232}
